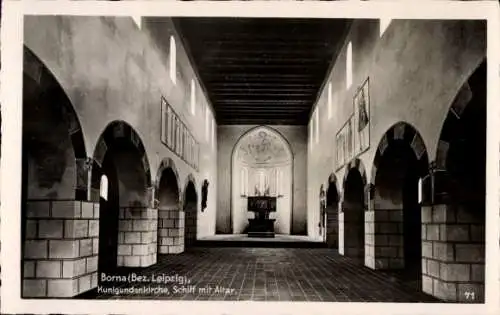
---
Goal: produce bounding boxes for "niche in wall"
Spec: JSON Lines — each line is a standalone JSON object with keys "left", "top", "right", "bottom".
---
{"left": 231, "top": 126, "right": 293, "bottom": 234}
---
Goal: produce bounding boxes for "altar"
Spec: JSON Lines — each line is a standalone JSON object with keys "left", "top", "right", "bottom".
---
{"left": 247, "top": 196, "right": 276, "bottom": 238}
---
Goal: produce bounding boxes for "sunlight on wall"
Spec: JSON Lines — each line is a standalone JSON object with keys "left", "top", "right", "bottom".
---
{"left": 169, "top": 36, "right": 177, "bottom": 85}
{"left": 346, "top": 41, "right": 352, "bottom": 89}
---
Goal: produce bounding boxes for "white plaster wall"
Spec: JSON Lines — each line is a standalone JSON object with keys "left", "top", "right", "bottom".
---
{"left": 23, "top": 15, "right": 218, "bottom": 237}
{"left": 307, "top": 19, "right": 485, "bottom": 238}
{"left": 217, "top": 125, "right": 307, "bottom": 234}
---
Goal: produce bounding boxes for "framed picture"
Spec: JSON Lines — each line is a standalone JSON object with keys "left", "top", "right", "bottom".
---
{"left": 159, "top": 96, "right": 200, "bottom": 171}
{"left": 353, "top": 77, "right": 370, "bottom": 155}
{"left": 335, "top": 115, "right": 354, "bottom": 170}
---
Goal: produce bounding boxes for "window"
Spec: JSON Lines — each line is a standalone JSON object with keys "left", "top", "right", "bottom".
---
{"left": 169, "top": 36, "right": 177, "bottom": 85}
{"left": 346, "top": 41, "right": 352, "bottom": 89}
{"left": 315, "top": 109, "right": 319, "bottom": 144}
{"left": 240, "top": 168, "right": 248, "bottom": 196}
{"left": 205, "top": 106, "right": 210, "bottom": 141}
{"left": 327, "top": 82, "right": 333, "bottom": 120}
{"left": 190, "top": 79, "right": 196, "bottom": 115}
{"left": 161, "top": 99, "right": 168, "bottom": 143}
{"left": 276, "top": 169, "right": 282, "bottom": 196}
{"left": 212, "top": 116, "right": 216, "bottom": 149}
{"left": 309, "top": 120, "right": 314, "bottom": 150}
{"left": 380, "top": 18, "right": 392, "bottom": 37}
{"left": 100, "top": 175, "right": 108, "bottom": 201}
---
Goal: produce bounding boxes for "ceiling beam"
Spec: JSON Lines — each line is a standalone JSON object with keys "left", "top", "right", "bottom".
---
{"left": 213, "top": 93, "right": 313, "bottom": 97}
{"left": 215, "top": 99, "right": 310, "bottom": 104}
{"left": 211, "top": 88, "right": 316, "bottom": 93}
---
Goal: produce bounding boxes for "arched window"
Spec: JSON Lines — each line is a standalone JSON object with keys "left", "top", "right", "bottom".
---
{"left": 100, "top": 175, "right": 108, "bottom": 201}
{"left": 240, "top": 167, "right": 248, "bottom": 196}
{"left": 276, "top": 169, "right": 281, "bottom": 196}
{"left": 205, "top": 107, "right": 210, "bottom": 142}
{"left": 315, "top": 109, "right": 320, "bottom": 144}
{"left": 327, "top": 82, "right": 333, "bottom": 120}
{"left": 309, "top": 120, "right": 314, "bottom": 150}
{"left": 346, "top": 41, "right": 352, "bottom": 89}
{"left": 190, "top": 79, "right": 196, "bottom": 115}
{"left": 212, "top": 116, "right": 216, "bottom": 149}
{"left": 380, "top": 18, "right": 392, "bottom": 37}
{"left": 170, "top": 36, "right": 177, "bottom": 85}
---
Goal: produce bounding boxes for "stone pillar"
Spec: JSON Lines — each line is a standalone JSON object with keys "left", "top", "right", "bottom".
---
{"left": 338, "top": 210, "right": 345, "bottom": 255}
{"left": 365, "top": 210, "right": 404, "bottom": 269}
{"left": 325, "top": 207, "right": 338, "bottom": 247}
{"left": 341, "top": 210, "right": 364, "bottom": 257}
{"left": 184, "top": 206, "right": 197, "bottom": 246}
{"left": 420, "top": 169, "right": 485, "bottom": 302}
{"left": 117, "top": 206, "right": 157, "bottom": 267}
{"left": 23, "top": 200, "right": 99, "bottom": 298}
{"left": 158, "top": 206, "right": 185, "bottom": 254}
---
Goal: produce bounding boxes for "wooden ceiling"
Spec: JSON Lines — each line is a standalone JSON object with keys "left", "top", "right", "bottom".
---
{"left": 173, "top": 17, "right": 351, "bottom": 125}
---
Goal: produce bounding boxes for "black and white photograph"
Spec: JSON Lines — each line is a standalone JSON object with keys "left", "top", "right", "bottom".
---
{"left": 1, "top": 1, "right": 499, "bottom": 315}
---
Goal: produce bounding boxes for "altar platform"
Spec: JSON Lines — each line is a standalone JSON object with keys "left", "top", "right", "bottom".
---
{"left": 196, "top": 234, "right": 326, "bottom": 248}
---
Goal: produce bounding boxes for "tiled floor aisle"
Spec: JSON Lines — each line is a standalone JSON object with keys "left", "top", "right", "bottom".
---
{"left": 87, "top": 247, "right": 440, "bottom": 302}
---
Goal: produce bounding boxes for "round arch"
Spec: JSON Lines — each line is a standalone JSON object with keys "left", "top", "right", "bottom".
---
{"left": 371, "top": 122, "right": 429, "bottom": 186}
{"left": 369, "top": 122, "right": 429, "bottom": 288}
{"left": 90, "top": 120, "right": 155, "bottom": 273}
{"left": 183, "top": 174, "right": 198, "bottom": 248}
{"left": 155, "top": 157, "right": 181, "bottom": 200}
{"left": 22, "top": 46, "right": 88, "bottom": 201}
{"left": 324, "top": 173, "right": 340, "bottom": 248}
{"left": 434, "top": 60, "right": 486, "bottom": 188}
{"left": 21, "top": 46, "right": 91, "bottom": 297}
{"left": 90, "top": 120, "right": 152, "bottom": 202}
{"left": 182, "top": 173, "right": 198, "bottom": 206}
{"left": 340, "top": 158, "right": 367, "bottom": 262}
{"left": 155, "top": 157, "right": 182, "bottom": 255}
{"left": 230, "top": 125, "right": 294, "bottom": 235}
{"left": 342, "top": 158, "right": 368, "bottom": 197}
{"left": 430, "top": 59, "right": 486, "bottom": 302}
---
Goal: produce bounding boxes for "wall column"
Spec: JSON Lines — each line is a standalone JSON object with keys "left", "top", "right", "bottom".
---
{"left": 420, "top": 169, "right": 485, "bottom": 302}
{"left": 365, "top": 184, "right": 404, "bottom": 270}
{"left": 23, "top": 200, "right": 99, "bottom": 298}
{"left": 117, "top": 206, "right": 157, "bottom": 267}
{"left": 158, "top": 206, "right": 185, "bottom": 254}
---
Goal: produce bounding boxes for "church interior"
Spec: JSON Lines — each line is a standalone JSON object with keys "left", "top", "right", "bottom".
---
{"left": 13, "top": 15, "right": 488, "bottom": 303}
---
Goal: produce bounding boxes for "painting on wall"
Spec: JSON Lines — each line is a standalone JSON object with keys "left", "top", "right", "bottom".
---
{"left": 353, "top": 77, "right": 370, "bottom": 155}
{"left": 335, "top": 116, "right": 354, "bottom": 170}
{"left": 160, "top": 96, "right": 200, "bottom": 170}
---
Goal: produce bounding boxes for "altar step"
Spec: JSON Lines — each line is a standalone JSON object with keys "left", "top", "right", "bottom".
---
{"left": 194, "top": 240, "right": 327, "bottom": 248}
{"left": 194, "top": 237, "right": 328, "bottom": 248}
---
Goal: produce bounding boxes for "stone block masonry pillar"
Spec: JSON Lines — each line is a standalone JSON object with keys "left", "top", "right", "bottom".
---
{"left": 23, "top": 200, "right": 99, "bottom": 298}
{"left": 338, "top": 211, "right": 345, "bottom": 255}
{"left": 117, "top": 207, "right": 157, "bottom": 267}
{"left": 340, "top": 208, "right": 364, "bottom": 258}
{"left": 158, "top": 206, "right": 185, "bottom": 254}
{"left": 325, "top": 207, "right": 338, "bottom": 248}
{"left": 421, "top": 204, "right": 485, "bottom": 302}
{"left": 420, "top": 168, "right": 485, "bottom": 302}
{"left": 365, "top": 209, "right": 404, "bottom": 270}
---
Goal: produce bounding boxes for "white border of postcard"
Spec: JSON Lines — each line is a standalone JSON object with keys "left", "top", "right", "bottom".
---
{"left": 1, "top": 1, "right": 499, "bottom": 315}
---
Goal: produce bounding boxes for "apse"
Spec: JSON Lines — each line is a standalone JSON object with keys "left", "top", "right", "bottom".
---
{"left": 232, "top": 127, "right": 293, "bottom": 234}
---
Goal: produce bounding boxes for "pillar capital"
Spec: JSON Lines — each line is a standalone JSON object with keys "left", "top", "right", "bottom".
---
{"left": 421, "top": 162, "right": 452, "bottom": 206}
{"left": 364, "top": 183, "right": 374, "bottom": 211}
